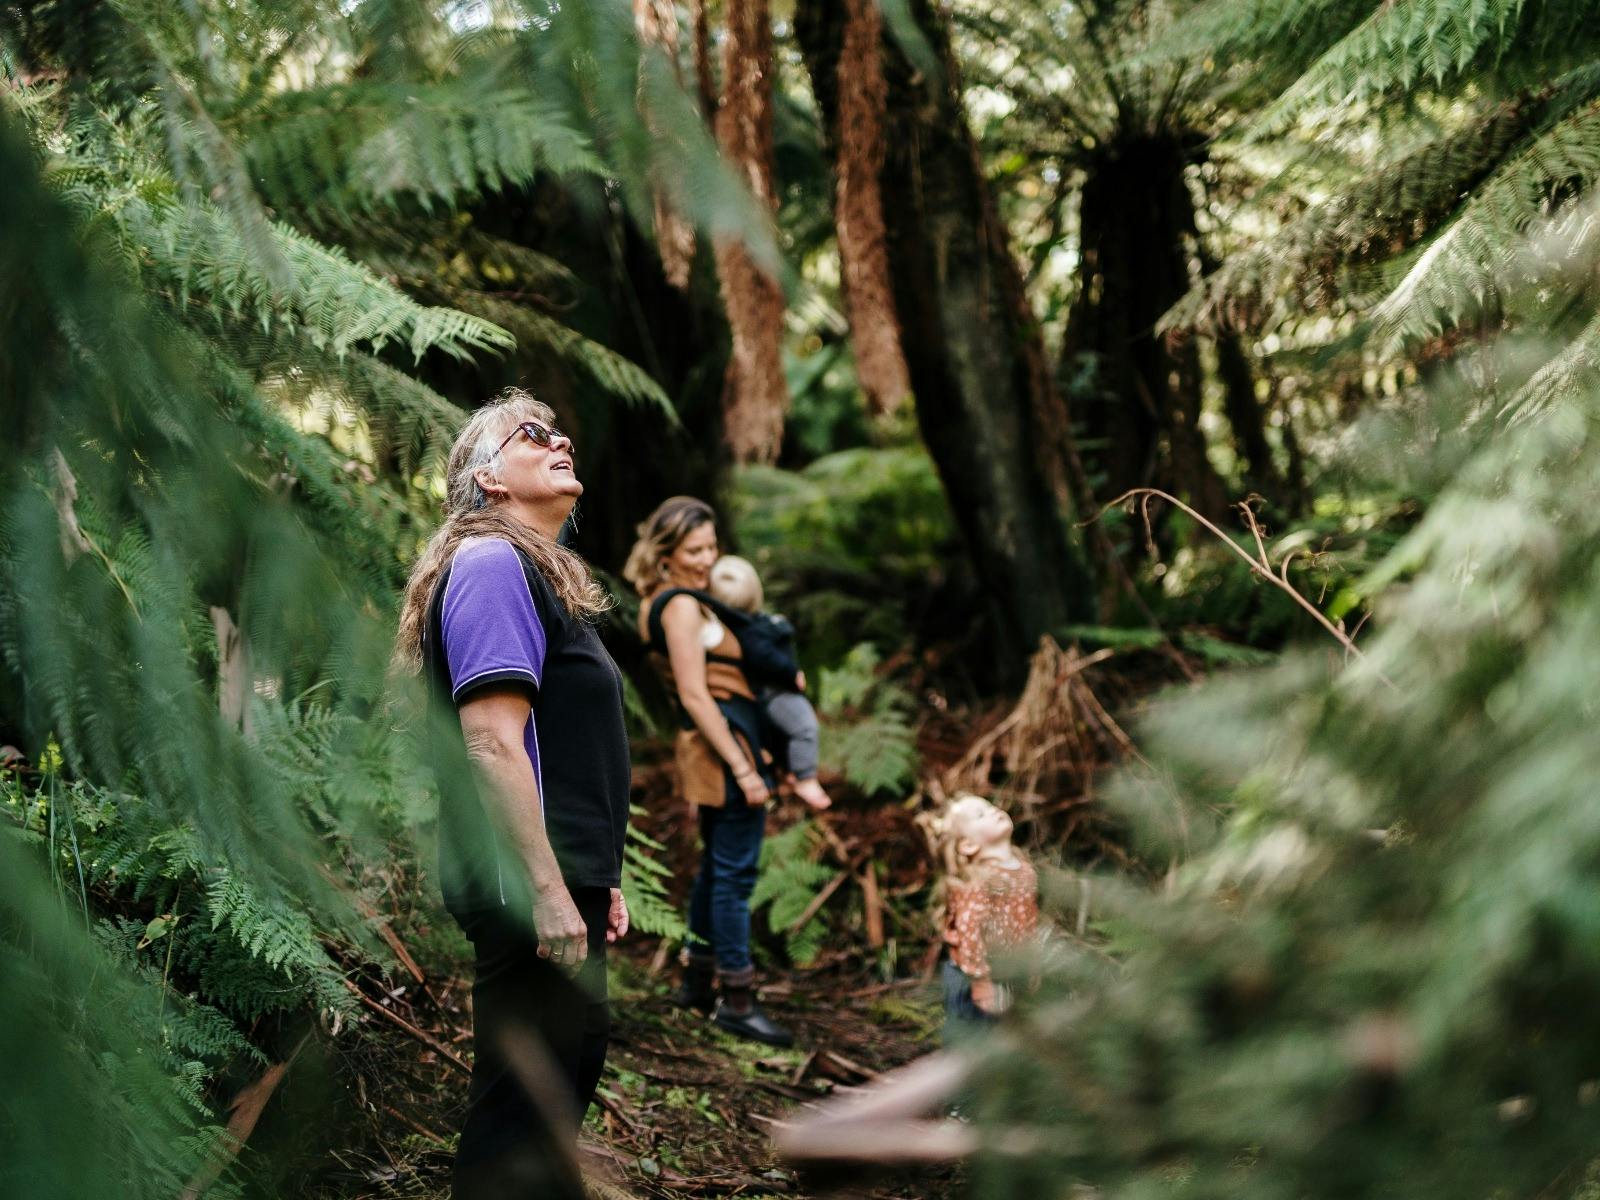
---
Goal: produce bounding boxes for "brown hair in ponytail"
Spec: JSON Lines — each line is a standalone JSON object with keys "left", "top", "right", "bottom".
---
{"left": 622, "top": 495, "right": 718, "bottom": 598}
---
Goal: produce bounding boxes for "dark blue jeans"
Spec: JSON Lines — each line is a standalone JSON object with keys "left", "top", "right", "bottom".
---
{"left": 688, "top": 800, "right": 767, "bottom": 983}
{"left": 941, "top": 959, "right": 997, "bottom": 1045}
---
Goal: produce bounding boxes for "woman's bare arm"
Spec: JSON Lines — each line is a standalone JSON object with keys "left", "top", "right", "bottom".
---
{"left": 660, "top": 593, "right": 769, "bottom": 802}
{"left": 458, "top": 685, "right": 587, "bottom": 969}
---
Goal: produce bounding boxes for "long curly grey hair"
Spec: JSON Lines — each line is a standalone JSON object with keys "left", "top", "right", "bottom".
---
{"left": 395, "top": 389, "right": 611, "bottom": 669}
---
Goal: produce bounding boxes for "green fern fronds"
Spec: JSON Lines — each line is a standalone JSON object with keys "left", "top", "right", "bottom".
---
{"left": 450, "top": 291, "right": 674, "bottom": 413}
{"left": 817, "top": 643, "right": 920, "bottom": 796}
{"left": 825, "top": 712, "right": 918, "bottom": 797}
{"left": 752, "top": 820, "right": 838, "bottom": 966}
{"left": 238, "top": 78, "right": 604, "bottom": 217}
{"left": 1373, "top": 98, "right": 1600, "bottom": 342}
{"left": 1255, "top": 0, "right": 1533, "bottom": 133}
{"left": 1171, "top": 88, "right": 1554, "bottom": 332}
{"left": 620, "top": 814, "right": 685, "bottom": 940}
{"left": 135, "top": 195, "right": 514, "bottom": 359}
{"left": 1502, "top": 305, "right": 1600, "bottom": 420}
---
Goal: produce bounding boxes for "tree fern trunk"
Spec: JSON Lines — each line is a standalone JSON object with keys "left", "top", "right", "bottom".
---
{"left": 1215, "top": 325, "right": 1290, "bottom": 511}
{"left": 1061, "top": 136, "right": 1232, "bottom": 525}
{"left": 798, "top": 0, "right": 1093, "bottom": 679}
{"left": 1196, "top": 239, "right": 1290, "bottom": 511}
{"left": 634, "top": 0, "right": 697, "bottom": 291}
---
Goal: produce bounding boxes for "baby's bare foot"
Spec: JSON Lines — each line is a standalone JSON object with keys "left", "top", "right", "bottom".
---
{"left": 794, "top": 776, "right": 832, "bottom": 810}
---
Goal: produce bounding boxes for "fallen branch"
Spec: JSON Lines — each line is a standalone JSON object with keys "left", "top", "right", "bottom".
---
{"left": 342, "top": 978, "right": 472, "bottom": 1076}
{"left": 859, "top": 864, "right": 884, "bottom": 949}
{"left": 790, "top": 1050, "right": 818, "bottom": 1086}
{"left": 822, "top": 1048, "right": 879, "bottom": 1079}
{"left": 383, "top": 1104, "right": 450, "bottom": 1146}
{"left": 316, "top": 865, "right": 426, "bottom": 984}
{"left": 592, "top": 1089, "right": 643, "bottom": 1131}
{"left": 180, "top": 1033, "right": 311, "bottom": 1200}
{"left": 787, "top": 866, "right": 853, "bottom": 934}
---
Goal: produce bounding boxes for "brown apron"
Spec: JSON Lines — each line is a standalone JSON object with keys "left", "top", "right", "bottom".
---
{"left": 643, "top": 594, "right": 763, "bottom": 809}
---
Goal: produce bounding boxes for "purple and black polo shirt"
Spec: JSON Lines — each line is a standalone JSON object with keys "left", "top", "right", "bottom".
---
{"left": 423, "top": 537, "right": 630, "bottom": 917}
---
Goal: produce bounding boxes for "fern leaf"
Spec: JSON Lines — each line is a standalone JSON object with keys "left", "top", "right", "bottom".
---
{"left": 1373, "top": 98, "right": 1600, "bottom": 341}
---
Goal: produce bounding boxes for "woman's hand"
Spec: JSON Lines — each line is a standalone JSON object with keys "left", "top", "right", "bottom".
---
{"left": 734, "top": 764, "right": 771, "bottom": 806}
{"left": 532, "top": 884, "right": 588, "bottom": 975}
{"left": 606, "top": 888, "right": 630, "bottom": 944}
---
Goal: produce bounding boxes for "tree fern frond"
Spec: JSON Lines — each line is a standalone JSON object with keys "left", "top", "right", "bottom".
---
{"left": 1173, "top": 88, "right": 1555, "bottom": 331}
{"left": 1256, "top": 0, "right": 1531, "bottom": 133}
{"left": 1373, "top": 98, "right": 1600, "bottom": 342}
{"left": 752, "top": 819, "right": 837, "bottom": 966}
{"left": 451, "top": 290, "right": 676, "bottom": 412}
{"left": 236, "top": 78, "right": 604, "bottom": 219}
{"left": 1144, "top": 0, "right": 1372, "bottom": 89}
{"left": 1502, "top": 303, "right": 1600, "bottom": 421}
{"left": 127, "top": 193, "right": 515, "bottom": 358}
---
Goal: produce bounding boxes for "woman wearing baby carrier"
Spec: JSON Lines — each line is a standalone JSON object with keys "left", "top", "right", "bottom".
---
{"left": 625, "top": 496, "right": 792, "bottom": 1046}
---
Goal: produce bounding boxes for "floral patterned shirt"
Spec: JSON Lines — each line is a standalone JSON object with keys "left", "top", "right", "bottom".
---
{"left": 945, "top": 858, "right": 1038, "bottom": 980}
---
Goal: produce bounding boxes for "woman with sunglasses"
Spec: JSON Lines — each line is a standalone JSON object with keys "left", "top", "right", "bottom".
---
{"left": 396, "top": 389, "right": 630, "bottom": 1200}
{"left": 623, "top": 498, "right": 793, "bottom": 1047}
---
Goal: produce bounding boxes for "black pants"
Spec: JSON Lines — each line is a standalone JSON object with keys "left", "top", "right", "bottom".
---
{"left": 451, "top": 886, "right": 611, "bottom": 1200}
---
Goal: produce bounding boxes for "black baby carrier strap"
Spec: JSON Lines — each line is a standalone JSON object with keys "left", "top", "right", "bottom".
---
{"left": 645, "top": 586, "right": 797, "bottom": 689}
{"left": 645, "top": 586, "right": 744, "bottom": 669}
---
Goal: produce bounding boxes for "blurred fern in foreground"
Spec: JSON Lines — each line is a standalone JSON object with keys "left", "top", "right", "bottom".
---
{"left": 961, "top": 336, "right": 1600, "bottom": 1200}
{"left": 0, "top": 0, "right": 764, "bottom": 1191}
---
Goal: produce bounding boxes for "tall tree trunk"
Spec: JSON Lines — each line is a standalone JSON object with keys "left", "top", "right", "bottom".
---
{"left": 833, "top": 0, "right": 911, "bottom": 414}
{"left": 1062, "top": 136, "right": 1231, "bottom": 524}
{"left": 1195, "top": 238, "right": 1288, "bottom": 510}
{"left": 798, "top": 0, "right": 1093, "bottom": 678}
{"left": 1215, "top": 327, "right": 1289, "bottom": 509}
{"left": 689, "top": 0, "right": 716, "bottom": 120}
{"left": 634, "top": 0, "right": 697, "bottom": 291}
{"left": 714, "top": 0, "right": 789, "bottom": 464}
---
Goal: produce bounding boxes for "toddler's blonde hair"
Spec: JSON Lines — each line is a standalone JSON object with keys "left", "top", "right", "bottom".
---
{"left": 708, "top": 554, "right": 764, "bottom": 613}
{"left": 917, "top": 793, "right": 1005, "bottom": 885}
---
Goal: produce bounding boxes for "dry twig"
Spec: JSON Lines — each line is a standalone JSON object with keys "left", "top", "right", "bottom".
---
{"left": 1104, "top": 488, "right": 1377, "bottom": 667}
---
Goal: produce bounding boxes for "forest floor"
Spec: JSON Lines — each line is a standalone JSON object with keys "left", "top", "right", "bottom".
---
{"left": 577, "top": 948, "right": 959, "bottom": 1200}
{"left": 312, "top": 638, "right": 1156, "bottom": 1199}
{"left": 316, "top": 770, "right": 963, "bottom": 1200}
{"left": 323, "top": 936, "right": 957, "bottom": 1200}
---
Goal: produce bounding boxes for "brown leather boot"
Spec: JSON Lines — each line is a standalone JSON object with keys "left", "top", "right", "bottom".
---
{"left": 713, "top": 982, "right": 793, "bottom": 1046}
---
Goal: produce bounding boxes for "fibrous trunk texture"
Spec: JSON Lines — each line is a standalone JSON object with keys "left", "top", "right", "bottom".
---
{"left": 1060, "top": 136, "right": 1232, "bottom": 525}
{"left": 797, "top": 0, "right": 1093, "bottom": 679}
{"left": 714, "top": 0, "right": 789, "bottom": 464}
{"left": 834, "top": 0, "right": 911, "bottom": 414}
{"left": 633, "top": 0, "right": 697, "bottom": 291}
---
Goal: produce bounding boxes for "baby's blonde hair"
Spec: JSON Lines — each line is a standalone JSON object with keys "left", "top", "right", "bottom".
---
{"left": 708, "top": 554, "right": 764, "bottom": 613}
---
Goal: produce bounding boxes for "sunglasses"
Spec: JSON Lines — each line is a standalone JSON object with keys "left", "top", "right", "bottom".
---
{"left": 495, "top": 419, "right": 573, "bottom": 457}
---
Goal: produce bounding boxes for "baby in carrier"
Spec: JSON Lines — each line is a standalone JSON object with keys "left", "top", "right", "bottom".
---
{"left": 707, "top": 556, "right": 831, "bottom": 812}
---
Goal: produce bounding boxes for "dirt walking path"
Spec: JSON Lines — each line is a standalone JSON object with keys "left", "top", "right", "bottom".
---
{"left": 578, "top": 950, "right": 960, "bottom": 1200}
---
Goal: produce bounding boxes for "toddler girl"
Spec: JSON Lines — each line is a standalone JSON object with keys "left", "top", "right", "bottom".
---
{"left": 926, "top": 793, "right": 1039, "bottom": 1033}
